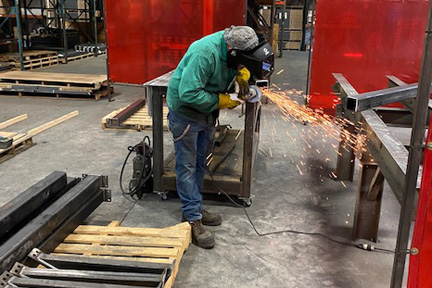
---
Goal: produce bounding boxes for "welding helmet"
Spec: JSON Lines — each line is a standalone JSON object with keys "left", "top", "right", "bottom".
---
{"left": 227, "top": 37, "right": 275, "bottom": 80}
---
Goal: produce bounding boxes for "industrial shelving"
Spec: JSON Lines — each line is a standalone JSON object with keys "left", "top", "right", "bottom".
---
{"left": 0, "top": 0, "right": 104, "bottom": 70}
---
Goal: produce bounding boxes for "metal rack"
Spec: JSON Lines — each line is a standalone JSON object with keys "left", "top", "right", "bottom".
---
{"left": 0, "top": 0, "right": 103, "bottom": 69}
{"left": 0, "top": 0, "right": 24, "bottom": 69}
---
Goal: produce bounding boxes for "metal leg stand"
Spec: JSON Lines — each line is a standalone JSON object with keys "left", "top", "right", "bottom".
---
{"left": 152, "top": 87, "right": 164, "bottom": 195}
{"left": 352, "top": 151, "right": 384, "bottom": 242}
{"left": 335, "top": 123, "right": 356, "bottom": 181}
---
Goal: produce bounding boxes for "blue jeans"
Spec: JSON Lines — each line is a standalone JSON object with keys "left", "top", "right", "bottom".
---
{"left": 168, "top": 109, "right": 215, "bottom": 221}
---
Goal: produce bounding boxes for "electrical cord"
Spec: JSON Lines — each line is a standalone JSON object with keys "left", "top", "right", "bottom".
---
{"left": 208, "top": 174, "right": 399, "bottom": 255}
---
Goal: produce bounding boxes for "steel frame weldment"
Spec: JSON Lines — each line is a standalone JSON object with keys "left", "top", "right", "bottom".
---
{"left": 333, "top": 65, "right": 432, "bottom": 286}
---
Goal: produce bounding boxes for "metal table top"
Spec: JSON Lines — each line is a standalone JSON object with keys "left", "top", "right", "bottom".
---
{"left": 143, "top": 71, "right": 174, "bottom": 88}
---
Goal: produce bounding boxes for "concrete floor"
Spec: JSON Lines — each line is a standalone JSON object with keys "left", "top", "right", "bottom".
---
{"left": 0, "top": 52, "right": 403, "bottom": 287}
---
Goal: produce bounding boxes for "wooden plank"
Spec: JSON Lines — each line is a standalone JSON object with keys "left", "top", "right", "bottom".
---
{"left": 0, "top": 111, "right": 79, "bottom": 154}
{"left": 64, "top": 234, "right": 184, "bottom": 248}
{"left": 54, "top": 243, "right": 180, "bottom": 258}
{"left": 0, "top": 114, "right": 27, "bottom": 130}
{"left": 107, "top": 221, "right": 120, "bottom": 227}
{"left": 51, "top": 253, "right": 175, "bottom": 265}
{"left": 0, "top": 132, "right": 18, "bottom": 138}
{"left": 73, "top": 225, "right": 189, "bottom": 238}
{"left": 28, "top": 110, "right": 79, "bottom": 136}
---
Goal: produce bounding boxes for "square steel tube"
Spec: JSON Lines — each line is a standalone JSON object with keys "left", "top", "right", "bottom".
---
{"left": 35, "top": 252, "right": 173, "bottom": 277}
{"left": 8, "top": 277, "right": 155, "bottom": 288}
{"left": 0, "top": 175, "right": 104, "bottom": 272}
{"left": 0, "top": 171, "right": 67, "bottom": 240}
{"left": 346, "top": 83, "right": 422, "bottom": 112}
{"left": 15, "top": 267, "right": 165, "bottom": 287}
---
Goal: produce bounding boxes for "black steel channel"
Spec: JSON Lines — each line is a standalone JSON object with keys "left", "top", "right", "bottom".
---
{"left": 17, "top": 267, "right": 164, "bottom": 287}
{"left": 107, "top": 98, "right": 146, "bottom": 127}
{"left": 37, "top": 253, "right": 173, "bottom": 277}
{"left": 0, "top": 171, "right": 67, "bottom": 241}
{"left": 9, "top": 277, "right": 153, "bottom": 288}
{"left": 37, "top": 188, "right": 105, "bottom": 254}
{"left": 0, "top": 175, "right": 102, "bottom": 272}
{"left": 391, "top": 3, "right": 432, "bottom": 287}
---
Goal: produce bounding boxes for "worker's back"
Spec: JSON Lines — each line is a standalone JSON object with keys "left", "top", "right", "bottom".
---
{"left": 167, "top": 31, "right": 237, "bottom": 123}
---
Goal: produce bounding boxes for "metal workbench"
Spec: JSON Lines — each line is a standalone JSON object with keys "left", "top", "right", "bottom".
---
{"left": 144, "top": 71, "right": 261, "bottom": 205}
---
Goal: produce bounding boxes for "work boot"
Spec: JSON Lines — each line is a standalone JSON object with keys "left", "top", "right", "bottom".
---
{"left": 201, "top": 209, "right": 222, "bottom": 226}
{"left": 189, "top": 220, "right": 215, "bottom": 249}
{"left": 181, "top": 210, "right": 222, "bottom": 226}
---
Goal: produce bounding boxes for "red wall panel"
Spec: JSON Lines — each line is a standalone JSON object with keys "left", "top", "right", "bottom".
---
{"left": 309, "top": 0, "right": 429, "bottom": 114}
{"left": 105, "top": 0, "right": 245, "bottom": 84}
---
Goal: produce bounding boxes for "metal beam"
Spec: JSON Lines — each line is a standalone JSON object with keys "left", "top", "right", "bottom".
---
{"left": 347, "top": 83, "right": 423, "bottom": 112}
{"left": 391, "top": 2, "right": 432, "bottom": 286}
{"left": 29, "top": 249, "right": 173, "bottom": 277}
{"left": 0, "top": 171, "right": 67, "bottom": 240}
{"left": 0, "top": 175, "right": 105, "bottom": 272}
{"left": 5, "top": 276, "right": 152, "bottom": 288}
{"left": 332, "top": 73, "right": 359, "bottom": 180}
{"left": 361, "top": 109, "right": 409, "bottom": 203}
{"left": 106, "top": 98, "right": 146, "bottom": 127}
{"left": 11, "top": 264, "right": 165, "bottom": 287}
{"left": 352, "top": 155, "right": 384, "bottom": 242}
{"left": 37, "top": 184, "right": 108, "bottom": 253}
{"left": 387, "top": 76, "right": 432, "bottom": 122}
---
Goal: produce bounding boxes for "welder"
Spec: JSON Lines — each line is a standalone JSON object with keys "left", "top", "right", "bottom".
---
{"left": 167, "top": 25, "right": 274, "bottom": 249}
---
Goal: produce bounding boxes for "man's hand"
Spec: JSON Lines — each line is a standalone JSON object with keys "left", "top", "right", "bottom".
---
{"left": 218, "top": 94, "right": 241, "bottom": 109}
{"left": 236, "top": 67, "right": 251, "bottom": 99}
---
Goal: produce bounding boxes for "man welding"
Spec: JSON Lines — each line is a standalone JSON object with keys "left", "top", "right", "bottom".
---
{"left": 167, "top": 26, "right": 274, "bottom": 249}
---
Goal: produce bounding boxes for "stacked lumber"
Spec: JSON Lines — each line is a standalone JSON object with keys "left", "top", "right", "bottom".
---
{"left": 0, "top": 50, "right": 59, "bottom": 70}
{"left": 0, "top": 71, "right": 111, "bottom": 100}
{"left": 0, "top": 111, "right": 79, "bottom": 163}
{"left": 52, "top": 221, "right": 192, "bottom": 288}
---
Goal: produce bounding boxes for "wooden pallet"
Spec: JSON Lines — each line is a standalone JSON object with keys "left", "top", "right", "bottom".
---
{"left": 0, "top": 71, "right": 108, "bottom": 89}
{"left": 52, "top": 222, "right": 191, "bottom": 288}
{"left": 0, "top": 131, "right": 34, "bottom": 164}
{"left": 101, "top": 106, "right": 169, "bottom": 131}
{"left": 0, "top": 50, "right": 57, "bottom": 62}
{"left": 7, "top": 56, "right": 60, "bottom": 70}
{"left": 0, "top": 111, "right": 79, "bottom": 163}
{"left": 0, "top": 86, "right": 113, "bottom": 101}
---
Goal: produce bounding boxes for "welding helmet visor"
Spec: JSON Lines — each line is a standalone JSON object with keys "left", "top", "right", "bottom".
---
{"left": 227, "top": 40, "right": 275, "bottom": 80}
{"left": 238, "top": 41, "right": 274, "bottom": 79}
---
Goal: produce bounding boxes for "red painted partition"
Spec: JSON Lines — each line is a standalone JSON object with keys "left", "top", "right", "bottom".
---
{"left": 309, "top": 0, "right": 429, "bottom": 115}
{"left": 409, "top": 122, "right": 432, "bottom": 288}
{"left": 104, "top": 0, "right": 245, "bottom": 84}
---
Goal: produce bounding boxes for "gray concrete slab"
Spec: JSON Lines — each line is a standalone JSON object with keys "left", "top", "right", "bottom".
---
{"left": 0, "top": 52, "right": 401, "bottom": 287}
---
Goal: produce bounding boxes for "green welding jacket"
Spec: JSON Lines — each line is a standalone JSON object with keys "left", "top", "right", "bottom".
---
{"left": 167, "top": 31, "right": 237, "bottom": 123}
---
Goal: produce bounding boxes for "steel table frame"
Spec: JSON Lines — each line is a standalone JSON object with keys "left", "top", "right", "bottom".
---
{"left": 333, "top": 71, "right": 432, "bottom": 287}
{"left": 144, "top": 71, "right": 261, "bottom": 203}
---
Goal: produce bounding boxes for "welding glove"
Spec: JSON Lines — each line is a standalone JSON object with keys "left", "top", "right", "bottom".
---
{"left": 236, "top": 67, "right": 251, "bottom": 99}
{"left": 218, "top": 93, "right": 241, "bottom": 110}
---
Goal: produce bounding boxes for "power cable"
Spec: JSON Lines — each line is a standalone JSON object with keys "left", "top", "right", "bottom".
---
{"left": 209, "top": 174, "right": 400, "bottom": 255}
